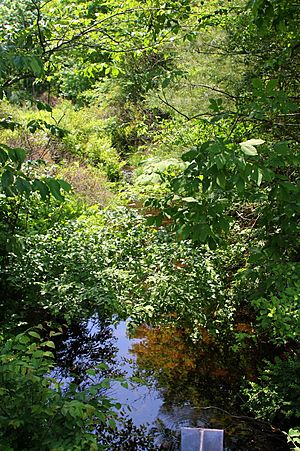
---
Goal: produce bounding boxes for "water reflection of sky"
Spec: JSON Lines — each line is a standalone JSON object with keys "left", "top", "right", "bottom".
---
{"left": 110, "top": 320, "right": 163, "bottom": 427}
{"left": 52, "top": 316, "right": 163, "bottom": 427}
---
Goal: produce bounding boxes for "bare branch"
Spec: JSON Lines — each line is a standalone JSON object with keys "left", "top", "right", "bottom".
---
{"left": 184, "top": 83, "right": 238, "bottom": 100}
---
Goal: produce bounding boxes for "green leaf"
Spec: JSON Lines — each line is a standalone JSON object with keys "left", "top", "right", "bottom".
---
{"left": 162, "top": 78, "right": 170, "bottom": 88}
{"left": 45, "top": 178, "right": 64, "bottom": 201}
{"left": 86, "top": 369, "right": 96, "bottom": 376}
{"left": 177, "top": 224, "right": 191, "bottom": 240}
{"left": 236, "top": 177, "right": 245, "bottom": 193}
{"left": 57, "top": 179, "right": 72, "bottom": 192}
{"left": 252, "top": 78, "right": 264, "bottom": 91}
{"left": 8, "top": 147, "right": 26, "bottom": 165}
{"left": 192, "top": 223, "right": 210, "bottom": 242}
{"left": 27, "top": 119, "right": 42, "bottom": 133}
{"left": 33, "top": 179, "right": 49, "bottom": 200}
{"left": 111, "top": 67, "right": 119, "bottom": 77}
{"left": 217, "top": 216, "right": 230, "bottom": 232}
{"left": 216, "top": 172, "right": 226, "bottom": 189}
{"left": 155, "top": 213, "right": 163, "bottom": 227}
{"left": 28, "top": 331, "right": 41, "bottom": 339}
{"left": 209, "top": 98, "right": 223, "bottom": 112}
{"left": 108, "top": 418, "right": 117, "bottom": 429}
{"left": 0, "top": 117, "right": 18, "bottom": 130}
{"left": 273, "top": 142, "right": 289, "bottom": 155}
{"left": 0, "top": 149, "right": 8, "bottom": 165}
{"left": 14, "top": 148, "right": 26, "bottom": 164}
{"left": 252, "top": 167, "right": 263, "bottom": 186}
{"left": 182, "top": 148, "right": 199, "bottom": 162}
{"left": 100, "top": 379, "right": 110, "bottom": 389}
{"left": 146, "top": 215, "right": 157, "bottom": 226}
{"left": 28, "top": 56, "right": 44, "bottom": 77}
{"left": 1, "top": 168, "right": 14, "bottom": 188}
{"left": 41, "top": 341, "right": 55, "bottom": 349}
{"left": 36, "top": 100, "right": 52, "bottom": 112}
{"left": 15, "top": 177, "right": 32, "bottom": 195}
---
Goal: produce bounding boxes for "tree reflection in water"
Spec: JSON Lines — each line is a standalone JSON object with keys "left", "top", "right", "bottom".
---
{"left": 130, "top": 324, "right": 289, "bottom": 451}
{"left": 52, "top": 315, "right": 118, "bottom": 388}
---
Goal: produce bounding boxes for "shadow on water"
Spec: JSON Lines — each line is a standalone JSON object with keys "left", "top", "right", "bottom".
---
{"left": 53, "top": 316, "right": 289, "bottom": 450}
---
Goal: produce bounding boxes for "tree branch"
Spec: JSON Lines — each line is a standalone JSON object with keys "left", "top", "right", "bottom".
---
{"left": 32, "top": 0, "right": 46, "bottom": 54}
{"left": 184, "top": 83, "right": 238, "bottom": 100}
{"left": 3, "top": 74, "right": 33, "bottom": 88}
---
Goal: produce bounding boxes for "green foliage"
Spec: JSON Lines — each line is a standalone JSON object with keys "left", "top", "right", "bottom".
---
{"left": 232, "top": 260, "right": 300, "bottom": 347}
{"left": 2, "top": 206, "right": 230, "bottom": 335}
{"left": 286, "top": 428, "right": 300, "bottom": 451}
{"left": 86, "top": 209, "right": 230, "bottom": 338}
{"left": 0, "top": 116, "right": 71, "bottom": 204}
{"left": 0, "top": 0, "right": 299, "bottom": 443}
{"left": 4, "top": 219, "right": 120, "bottom": 323}
{"left": 243, "top": 356, "right": 300, "bottom": 423}
{"left": 147, "top": 133, "right": 299, "bottom": 253}
{"left": 54, "top": 102, "right": 123, "bottom": 182}
{"left": 0, "top": 0, "right": 197, "bottom": 99}
{"left": 253, "top": 283, "right": 300, "bottom": 345}
{"left": 0, "top": 329, "right": 118, "bottom": 450}
{"left": 113, "top": 50, "right": 179, "bottom": 103}
{"left": 0, "top": 139, "right": 72, "bottom": 263}
{"left": 134, "top": 157, "right": 186, "bottom": 185}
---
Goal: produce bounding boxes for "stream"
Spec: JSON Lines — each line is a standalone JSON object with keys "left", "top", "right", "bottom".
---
{"left": 52, "top": 315, "right": 289, "bottom": 450}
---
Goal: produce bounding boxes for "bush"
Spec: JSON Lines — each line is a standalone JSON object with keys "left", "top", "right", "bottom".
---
{"left": 0, "top": 330, "right": 118, "bottom": 450}
{"left": 5, "top": 219, "right": 120, "bottom": 323}
{"left": 244, "top": 356, "right": 300, "bottom": 424}
{"left": 251, "top": 263, "right": 300, "bottom": 345}
{"left": 57, "top": 162, "right": 113, "bottom": 206}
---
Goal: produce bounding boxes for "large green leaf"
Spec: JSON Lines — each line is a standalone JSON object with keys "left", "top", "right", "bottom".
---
{"left": 15, "top": 177, "right": 32, "bottom": 195}
{"left": 1, "top": 168, "right": 14, "bottom": 189}
{"left": 7, "top": 147, "right": 26, "bottom": 165}
{"left": 33, "top": 179, "right": 50, "bottom": 200}
{"left": 45, "top": 178, "right": 64, "bottom": 201}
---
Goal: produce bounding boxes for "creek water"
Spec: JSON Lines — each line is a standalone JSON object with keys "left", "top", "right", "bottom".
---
{"left": 53, "top": 315, "right": 289, "bottom": 450}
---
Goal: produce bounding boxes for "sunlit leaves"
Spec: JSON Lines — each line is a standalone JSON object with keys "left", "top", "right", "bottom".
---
{"left": 239, "top": 138, "right": 264, "bottom": 156}
{"left": 27, "top": 119, "right": 68, "bottom": 138}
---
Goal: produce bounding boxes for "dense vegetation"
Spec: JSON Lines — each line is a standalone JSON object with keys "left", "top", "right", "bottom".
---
{"left": 0, "top": 0, "right": 299, "bottom": 449}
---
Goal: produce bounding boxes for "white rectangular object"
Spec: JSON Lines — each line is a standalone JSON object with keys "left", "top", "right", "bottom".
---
{"left": 181, "top": 427, "right": 224, "bottom": 451}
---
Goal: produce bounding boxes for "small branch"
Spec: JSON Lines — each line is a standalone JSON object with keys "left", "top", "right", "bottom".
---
{"left": 186, "top": 83, "right": 238, "bottom": 100}
{"left": 3, "top": 74, "right": 33, "bottom": 87}
{"left": 32, "top": 0, "right": 46, "bottom": 54}
{"left": 158, "top": 90, "right": 235, "bottom": 121}
{"left": 227, "top": 115, "right": 239, "bottom": 138}
{"left": 158, "top": 92, "right": 191, "bottom": 120}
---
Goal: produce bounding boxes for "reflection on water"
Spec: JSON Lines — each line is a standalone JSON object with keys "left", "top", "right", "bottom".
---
{"left": 110, "top": 320, "right": 163, "bottom": 427}
{"left": 53, "top": 316, "right": 289, "bottom": 450}
{"left": 131, "top": 324, "right": 289, "bottom": 451}
{"left": 52, "top": 316, "right": 118, "bottom": 388}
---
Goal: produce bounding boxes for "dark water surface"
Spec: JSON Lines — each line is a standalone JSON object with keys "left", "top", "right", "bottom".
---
{"left": 53, "top": 316, "right": 289, "bottom": 450}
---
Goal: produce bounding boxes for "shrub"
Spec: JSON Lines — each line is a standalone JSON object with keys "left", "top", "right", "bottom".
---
{"left": 0, "top": 330, "right": 118, "bottom": 450}
{"left": 5, "top": 220, "right": 120, "bottom": 323}
{"left": 244, "top": 356, "right": 300, "bottom": 424}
